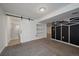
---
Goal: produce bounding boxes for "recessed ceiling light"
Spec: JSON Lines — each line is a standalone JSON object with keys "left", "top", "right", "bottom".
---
{"left": 39, "top": 7, "right": 46, "bottom": 12}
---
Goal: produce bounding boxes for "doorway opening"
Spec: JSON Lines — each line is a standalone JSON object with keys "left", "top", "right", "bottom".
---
{"left": 47, "top": 23, "right": 52, "bottom": 39}
{"left": 8, "top": 16, "right": 21, "bottom": 46}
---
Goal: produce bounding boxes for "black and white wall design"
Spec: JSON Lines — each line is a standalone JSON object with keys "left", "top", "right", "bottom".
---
{"left": 51, "top": 17, "right": 79, "bottom": 46}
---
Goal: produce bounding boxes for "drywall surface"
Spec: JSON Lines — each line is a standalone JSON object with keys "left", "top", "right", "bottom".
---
{"left": 0, "top": 7, "right": 7, "bottom": 53}
{"left": 5, "top": 16, "right": 47, "bottom": 44}
{"left": 20, "top": 19, "right": 47, "bottom": 43}
{"left": 20, "top": 19, "right": 32, "bottom": 43}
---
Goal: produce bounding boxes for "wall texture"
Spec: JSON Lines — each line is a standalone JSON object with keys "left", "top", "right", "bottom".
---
{"left": 0, "top": 7, "right": 7, "bottom": 53}
{"left": 0, "top": 8, "right": 47, "bottom": 53}
{"left": 20, "top": 19, "right": 47, "bottom": 43}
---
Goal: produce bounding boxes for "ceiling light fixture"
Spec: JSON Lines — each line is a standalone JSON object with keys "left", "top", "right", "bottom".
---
{"left": 39, "top": 7, "right": 46, "bottom": 12}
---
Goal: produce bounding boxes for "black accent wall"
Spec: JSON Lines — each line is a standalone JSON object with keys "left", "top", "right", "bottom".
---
{"left": 52, "top": 24, "right": 79, "bottom": 46}
{"left": 62, "top": 26, "right": 68, "bottom": 42}
{"left": 52, "top": 27, "right": 55, "bottom": 39}
{"left": 70, "top": 24, "right": 79, "bottom": 45}
{"left": 56, "top": 26, "right": 61, "bottom": 40}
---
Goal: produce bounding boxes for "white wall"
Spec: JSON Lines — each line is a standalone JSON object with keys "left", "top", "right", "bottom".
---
{"left": 0, "top": 8, "right": 47, "bottom": 53}
{"left": 29, "top": 20, "right": 47, "bottom": 40}
{"left": 5, "top": 16, "right": 47, "bottom": 44}
{"left": 10, "top": 17, "right": 21, "bottom": 40}
{"left": 20, "top": 19, "right": 47, "bottom": 43}
{"left": 35, "top": 23, "right": 47, "bottom": 39}
{"left": 6, "top": 16, "right": 11, "bottom": 44}
{"left": 0, "top": 7, "right": 7, "bottom": 53}
{"left": 20, "top": 19, "right": 32, "bottom": 43}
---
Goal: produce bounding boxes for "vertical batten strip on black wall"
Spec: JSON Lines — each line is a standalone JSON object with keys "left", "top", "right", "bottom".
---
{"left": 55, "top": 26, "right": 56, "bottom": 39}
{"left": 61, "top": 24, "right": 62, "bottom": 41}
{"left": 68, "top": 25, "right": 70, "bottom": 43}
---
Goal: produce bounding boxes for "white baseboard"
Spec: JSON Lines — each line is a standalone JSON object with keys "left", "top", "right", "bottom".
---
{"left": 50, "top": 38, "right": 79, "bottom": 48}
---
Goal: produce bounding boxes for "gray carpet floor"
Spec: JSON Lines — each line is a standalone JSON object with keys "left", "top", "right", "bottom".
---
{"left": 0, "top": 38, "right": 79, "bottom": 56}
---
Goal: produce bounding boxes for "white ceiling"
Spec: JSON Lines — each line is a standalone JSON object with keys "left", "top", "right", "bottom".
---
{"left": 0, "top": 3, "right": 70, "bottom": 20}
{"left": 41, "top": 8, "right": 79, "bottom": 23}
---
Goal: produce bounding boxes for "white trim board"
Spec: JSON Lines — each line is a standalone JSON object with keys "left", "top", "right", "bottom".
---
{"left": 50, "top": 38, "right": 79, "bottom": 48}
